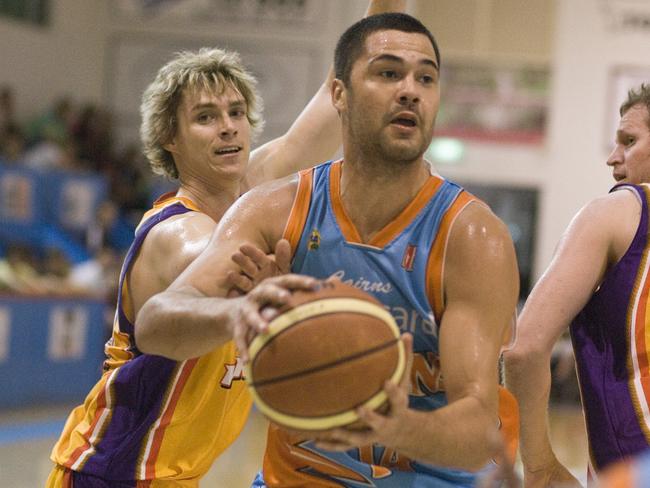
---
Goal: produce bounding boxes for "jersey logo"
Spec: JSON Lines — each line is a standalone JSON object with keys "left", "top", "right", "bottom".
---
{"left": 290, "top": 441, "right": 388, "bottom": 486}
{"left": 220, "top": 357, "right": 245, "bottom": 388}
{"left": 401, "top": 244, "right": 417, "bottom": 272}
{"left": 308, "top": 228, "right": 321, "bottom": 250}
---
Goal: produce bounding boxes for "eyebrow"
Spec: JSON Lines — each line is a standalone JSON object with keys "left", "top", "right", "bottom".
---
{"left": 369, "top": 53, "right": 439, "bottom": 72}
{"left": 190, "top": 100, "right": 246, "bottom": 112}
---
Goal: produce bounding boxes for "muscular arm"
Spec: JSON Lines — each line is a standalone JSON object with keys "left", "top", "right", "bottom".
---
{"left": 134, "top": 177, "right": 309, "bottom": 361}
{"left": 317, "top": 203, "right": 519, "bottom": 470}
{"left": 504, "top": 190, "right": 640, "bottom": 480}
{"left": 242, "top": 0, "right": 406, "bottom": 188}
{"left": 402, "top": 203, "right": 519, "bottom": 469}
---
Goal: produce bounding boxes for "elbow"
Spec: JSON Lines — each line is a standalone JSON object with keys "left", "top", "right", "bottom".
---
{"left": 134, "top": 295, "right": 183, "bottom": 360}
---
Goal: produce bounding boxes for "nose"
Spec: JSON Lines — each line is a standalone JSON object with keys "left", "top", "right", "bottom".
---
{"left": 606, "top": 144, "right": 623, "bottom": 167}
{"left": 397, "top": 75, "right": 420, "bottom": 106}
{"left": 220, "top": 115, "right": 238, "bottom": 138}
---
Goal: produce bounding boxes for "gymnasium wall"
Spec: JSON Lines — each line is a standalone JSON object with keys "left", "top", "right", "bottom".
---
{"left": 2, "top": 0, "right": 650, "bottom": 280}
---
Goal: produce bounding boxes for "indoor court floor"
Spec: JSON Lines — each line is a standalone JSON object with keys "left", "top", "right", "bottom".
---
{"left": 0, "top": 404, "right": 588, "bottom": 487}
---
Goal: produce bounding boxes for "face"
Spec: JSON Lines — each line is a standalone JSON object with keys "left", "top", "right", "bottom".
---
{"left": 332, "top": 29, "right": 440, "bottom": 164}
{"left": 607, "top": 104, "right": 650, "bottom": 185}
{"left": 164, "top": 85, "right": 251, "bottom": 183}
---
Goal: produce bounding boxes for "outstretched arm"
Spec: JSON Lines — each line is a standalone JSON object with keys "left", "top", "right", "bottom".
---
{"left": 504, "top": 190, "right": 640, "bottom": 486}
{"left": 243, "top": 0, "right": 407, "bottom": 188}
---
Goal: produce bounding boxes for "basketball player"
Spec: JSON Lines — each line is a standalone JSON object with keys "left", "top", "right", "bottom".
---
{"left": 46, "top": 2, "right": 407, "bottom": 486}
{"left": 136, "top": 13, "right": 520, "bottom": 486}
{"left": 505, "top": 84, "right": 650, "bottom": 485}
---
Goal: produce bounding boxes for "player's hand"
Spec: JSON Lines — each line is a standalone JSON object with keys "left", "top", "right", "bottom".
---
{"left": 227, "top": 239, "right": 292, "bottom": 294}
{"left": 523, "top": 458, "right": 581, "bottom": 488}
{"left": 232, "top": 273, "right": 317, "bottom": 363}
{"left": 311, "top": 333, "right": 414, "bottom": 451}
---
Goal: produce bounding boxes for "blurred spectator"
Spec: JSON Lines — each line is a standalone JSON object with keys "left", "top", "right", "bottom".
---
{"left": 0, "top": 123, "right": 26, "bottom": 163}
{"left": 0, "top": 244, "right": 48, "bottom": 294}
{"left": 85, "top": 201, "right": 134, "bottom": 254}
{"left": 71, "top": 104, "right": 114, "bottom": 170}
{"left": 0, "top": 85, "right": 16, "bottom": 133}
{"left": 68, "top": 246, "right": 120, "bottom": 299}
{"left": 25, "top": 96, "right": 74, "bottom": 148}
{"left": 107, "top": 144, "right": 151, "bottom": 217}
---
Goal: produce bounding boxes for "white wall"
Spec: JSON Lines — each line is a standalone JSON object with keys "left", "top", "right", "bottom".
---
{"left": 536, "top": 0, "right": 650, "bottom": 274}
{"left": 4, "top": 0, "right": 650, "bottom": 281}
{"left": 0, "top": 0, "right": 108, "bottom": 120}
{"left": 434, "top": 0, "right": 650, "bottom": 279}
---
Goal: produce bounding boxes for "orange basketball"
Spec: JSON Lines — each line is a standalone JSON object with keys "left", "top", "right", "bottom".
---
{"left": 245, "top": 280, "right": 405, "bottom": 431}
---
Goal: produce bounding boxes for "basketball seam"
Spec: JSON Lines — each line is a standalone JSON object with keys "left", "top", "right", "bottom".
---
{"left": 249, "top": 337, "right": 400, "bottom": 388}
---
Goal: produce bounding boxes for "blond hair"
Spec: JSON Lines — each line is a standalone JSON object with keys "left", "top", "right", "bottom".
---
{"left": 140, "top": 47, "right": 264, "bottom": 179}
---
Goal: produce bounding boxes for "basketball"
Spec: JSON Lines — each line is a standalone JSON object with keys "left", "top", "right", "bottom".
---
{"left": 245, "top": 280, "right": 405, "bottom": 431}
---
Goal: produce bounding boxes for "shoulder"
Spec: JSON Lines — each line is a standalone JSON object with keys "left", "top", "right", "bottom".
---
{"left": 565, "top": 188, "right": 641, "bottom": 262}
{"left": 227, "top": 173, "right": 300, "bottom": 221}
{"left": 140, "top": 211, "right": 216, "bottom": 279}
{"left": 449, "top": 201, "right": 512, "bottom": 251}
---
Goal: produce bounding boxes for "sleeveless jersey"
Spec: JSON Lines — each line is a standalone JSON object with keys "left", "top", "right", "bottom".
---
{"left": 570, "top": 183, "right": 650, "bottom": 471}
{"left": 50, "top": 194, "right": 252, "bottom": 485}
{"left": 262, "top": 161, "right": 518, "bottom": 487}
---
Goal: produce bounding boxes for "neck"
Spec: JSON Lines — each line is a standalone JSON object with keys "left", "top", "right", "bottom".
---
{"left": 176, "top": 175, "right": 241, "bottom": 223}
{"left": 338, "top": 154, "right": 431, "bottom": 243}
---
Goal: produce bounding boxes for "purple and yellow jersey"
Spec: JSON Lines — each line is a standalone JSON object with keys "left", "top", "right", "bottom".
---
{"left": 262, "top": 161, "right": 518, "bottom": 487}
{"left": 571, "top": 183, "right": 650, "bottom": 471}
{"left": 50, "top": 194, "right": 252, "bottom": 485}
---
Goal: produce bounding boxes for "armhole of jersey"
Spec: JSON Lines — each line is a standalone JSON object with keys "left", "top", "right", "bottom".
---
{"left": 425, "top": 192, "right": 479, "bottom": 324}
{"left": 612, "top": 183, "right": 644, "bottom": 205}
{"left": 282, "top": 169, "right": 313, "bottom": 254}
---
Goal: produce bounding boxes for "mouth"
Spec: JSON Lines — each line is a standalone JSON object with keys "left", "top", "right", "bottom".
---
{"left": 613, "top": 173, "right": 626, "bottom": 182}
{"left": 390, "top": 112, "right": 418, "bottom": 128}
{"left": 215, "top": 146, "right": 242, "bottom": 156}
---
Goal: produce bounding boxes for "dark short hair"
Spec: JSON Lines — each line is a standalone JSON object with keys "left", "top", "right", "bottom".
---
{"left": 334, "top": 12, "right": 440, "bottom": 86}
{"left": 620, "top": 83, "right": 650, "bottom": 129}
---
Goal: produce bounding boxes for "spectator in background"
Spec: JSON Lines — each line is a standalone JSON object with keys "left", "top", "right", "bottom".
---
{"left": 0, "top": 85, "right": 16, "bottom": 133}
{"left": 85, "top": 201, "right": 133, "bottom": 255}
{"left": 25, "top": 96, "right": 73, "bottom": 148}
{"left": 71, "top": 104, "right": 114, "bottom": 171}
{"left": 0, "top": 123, "right": 26, "bottom": 163}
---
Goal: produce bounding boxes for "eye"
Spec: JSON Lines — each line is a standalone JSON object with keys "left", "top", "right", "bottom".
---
{"left": 380, "top": 70, "right": 399, "bottom": 80}
{"left": 230, "top": 108, "right": 246, "bottom": 118}
{"left": 626, "top": 136, "right": 636, "bottom": 146}
{"left": 420, "top": 74, "right": 435, "bottom": 84}
{"left": 197, "top": 113, "right": 214, "bottom": 124}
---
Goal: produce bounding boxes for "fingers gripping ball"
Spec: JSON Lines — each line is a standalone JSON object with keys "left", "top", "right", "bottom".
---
{"left": 245, "top": 280, "right": 405, "bottom": 431}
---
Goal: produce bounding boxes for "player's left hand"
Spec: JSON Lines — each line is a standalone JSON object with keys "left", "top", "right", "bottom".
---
{"left": 312, "top": 333, "right": 414, "bottom": 451}
{"left": 227, "top": 239, "right": 292, "bottom": 294}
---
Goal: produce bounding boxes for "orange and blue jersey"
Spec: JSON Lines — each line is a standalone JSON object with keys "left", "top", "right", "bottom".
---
{"left": 49, "top": 194, "right": 252, "bottom": 486}
{"left": 571, "top": 183, "right": 650, "bottom": 472}
{"left": 259, "top": 160, "right": 518, "bottom": 487}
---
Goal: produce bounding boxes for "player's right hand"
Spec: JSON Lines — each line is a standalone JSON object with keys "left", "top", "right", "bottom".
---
{"left": 227, "top": 239, "right": 292, "bottom": 294}
{"left": 232, "top": 273, "right": 317, "bottom": 363}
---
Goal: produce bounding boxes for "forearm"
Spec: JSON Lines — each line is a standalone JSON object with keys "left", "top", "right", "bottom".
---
{"left": 397, "top": 395, "right": 498, "bottom": 471}
{"left": 504, "top": 347, "right": 557, "bottom": 469}
{"left": 366, "top": 0, "right": 407, "bottom": 15}
{"left": 135, "top": 286, "right": 236, "bottom": 361}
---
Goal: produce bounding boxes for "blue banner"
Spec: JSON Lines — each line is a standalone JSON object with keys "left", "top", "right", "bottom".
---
{"left": 0, "top": 296, "right": 107, "bottom": 408}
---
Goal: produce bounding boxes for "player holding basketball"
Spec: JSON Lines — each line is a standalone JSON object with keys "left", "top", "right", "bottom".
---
{"left": 137, "top": 12, "right": 520, "bottom": 487}
{"left": 505, "top": 83, "right": 650, "bottom": 486}
{"left": 46, "top": 2, "right": 407, "bottom": 486}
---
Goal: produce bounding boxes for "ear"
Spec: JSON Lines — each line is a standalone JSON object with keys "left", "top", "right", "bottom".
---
{"left": 331, "top": 78, "right": 347, "bottom": 115}
{"left": 162, "top": 136, "right": 176, "bottom": 154}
